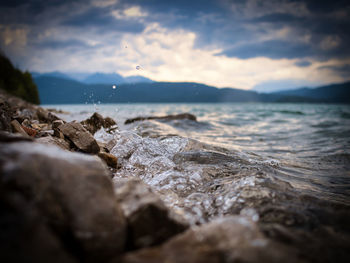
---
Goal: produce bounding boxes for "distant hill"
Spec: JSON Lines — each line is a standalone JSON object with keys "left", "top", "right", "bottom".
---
{"left": 0, "top": 53, "right": 40, "bottom": 104}
{"left": 124, "top": 75, "right": 154, "bottom": 84}
{"left": 33, "top": 71, "right": 154, "bottom": 85}
{"left": 31, "top": 71, "right": 73, "bottom": 80}
{"left": 271, "top": 82, "right": 350, "bottom": 103}
{"left": 82, "top": 73, "right": 125, "bottom": 84}
{"left": 33, "top": 75, "right": 350, "bottom": 104}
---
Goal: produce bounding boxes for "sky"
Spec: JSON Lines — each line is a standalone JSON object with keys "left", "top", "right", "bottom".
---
{"left": 0, "top": 0, "right": 349, "bottom": 91}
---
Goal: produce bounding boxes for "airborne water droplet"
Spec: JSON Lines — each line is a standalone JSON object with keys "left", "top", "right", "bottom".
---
{"left": 136, "top": 65, "right": 141, "bottom": 70}
{"left": 112, "top": 85, "right": 116, "bottom": 89}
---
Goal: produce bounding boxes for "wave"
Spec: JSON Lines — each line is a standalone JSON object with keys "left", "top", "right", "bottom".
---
{"left": 275, "top": 110, "right": 305, "bottom": 115}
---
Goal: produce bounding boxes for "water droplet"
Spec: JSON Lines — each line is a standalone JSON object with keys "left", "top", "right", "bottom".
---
{"left": 98, "top": 101, "right": 101, "bottom": 104}
{"left": 112, "top": 85, "right": 116, "bottom": 89}
{"left": 136, "top": 65, "right": 141, "bottom": 70}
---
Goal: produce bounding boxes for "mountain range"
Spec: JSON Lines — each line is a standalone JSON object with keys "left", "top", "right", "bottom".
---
{"left": 32, "top": 72, "right": 350, "bottom": 104}
{"left": 32, "top": 71, "right": 153, "bottom": 85}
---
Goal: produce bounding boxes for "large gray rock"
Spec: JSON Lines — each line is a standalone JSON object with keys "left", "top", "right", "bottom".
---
{"left": 114, "top": 178, "right": 188, "bottom": 249}
{"left": 0, "top": 142, "right": 127, "bottom": 262}
{"left": 58, "top": 121, "right": 100, "bottom": 153}
{"left": 120, "top": 216, "right": 303, "bottom": 263}
{"left": 0, "top": 190, "right": 77, "bottom": 263}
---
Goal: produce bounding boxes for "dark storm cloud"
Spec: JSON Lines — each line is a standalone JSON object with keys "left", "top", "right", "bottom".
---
{"left": 36, "top": 39, "right": 93, "bottom": 50}
{"left": 61, "top": 7, "right": 145, "bottom": 33}
{"left": 115, "top": 0, "right": 350, "bottom": 61}
{"left": 295, "top": 60, "right": 311, "bottom": 67}
{"left": 1, "top": 0, "right": 350, "bottom": 80}
{"left": 318, "top": 64, "right": 350, "bottom": 78}
{"left": 292, "top": 0, "right": 349, "bottom": 13}
{"left": 217, "top": 40, "right": 314, "bottom": 59}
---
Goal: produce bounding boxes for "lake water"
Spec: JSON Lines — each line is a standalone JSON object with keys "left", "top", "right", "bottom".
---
{"left": 47, "top": 103, "right": 350, "bottom": 225}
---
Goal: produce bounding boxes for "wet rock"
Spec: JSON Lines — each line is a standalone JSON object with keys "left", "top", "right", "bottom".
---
{"left": 58, "top": 122, "right": 100, "bottom": 153}
{"left": 98, "top": 152, "right": 118, "bottom": 168}
{"left": 0, "top": 130, "right": 33, "bottom": 142}
{"left": 114, "top": 178, "right": 188, "bottom": 249}
{"left": 0, "top": 98, "right": 13, "bottom": 132}
{"left": 10, "top": 119, "right": 29, "bottom": 137}
{"left": 52, "top": 119, "right": 65, "bottom": 129}
{"left": 36, "top": 136, "right": 71, "bottom": 151}
{"left": 81, "top": 112, "right": 117, "bottom": 135}
{"left": 22, "top": 125, "right": 38, "bottom": 137}
{"left": 37, "top": 107, "right": 60, "bottom": 123}
{"left": 124, "top": 113, "right": 197, "bottom": 125}
{"left": 0, "top": 142, "right": 127, "bottom": 262}
{"left": 0, "top": 191, "right": 78, "bottom": 263}
{"left": 120, "top": 216, "right": 303, "bottom": 263}
{"left": 31, "top": 123, "right": 50, "bottom": 130}
{"left": 53, "top": 120, "right": 67, "bottom": 139}
{"left": 47, "top": 108, "right": 70, "bottom": 114}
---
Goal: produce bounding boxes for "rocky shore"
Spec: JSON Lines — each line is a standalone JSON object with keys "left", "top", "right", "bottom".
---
{"left": 1, "top": 89, "right": 350, "bottom": 263}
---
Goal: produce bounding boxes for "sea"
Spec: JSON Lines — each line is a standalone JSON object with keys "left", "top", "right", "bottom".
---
{"left": 47, "top": 103, "right": 350, "bottom": 225}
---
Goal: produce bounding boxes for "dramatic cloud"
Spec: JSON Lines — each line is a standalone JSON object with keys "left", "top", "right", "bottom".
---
{"left": 0, "top": 0, "right": 349, "bottom": 90}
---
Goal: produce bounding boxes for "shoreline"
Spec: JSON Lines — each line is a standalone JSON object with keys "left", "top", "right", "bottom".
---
{"left": 1, "top": 90, "right": 350, "bottom": 263}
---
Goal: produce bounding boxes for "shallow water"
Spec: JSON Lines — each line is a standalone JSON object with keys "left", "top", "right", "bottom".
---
{"left": 47, "top": 103, "right": 350, "bottom": 224}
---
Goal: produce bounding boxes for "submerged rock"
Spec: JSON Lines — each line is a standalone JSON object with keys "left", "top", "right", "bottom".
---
{"left": 124, "top": 113, "right": 197, "bottom": 125}
{"left": 0, "top": 142, "right": 127, "bottom": 262}
{"left": 114, "top": 178, "right": 189, "bottom": 249}
{"left": 58, "top": 121, "right": 100, "bottom": 153}
{"left": 81, "top": 112, "right": 117, "bottom": 134}
{"left": 120, "top": 216, "right": 302, "bottom": 263}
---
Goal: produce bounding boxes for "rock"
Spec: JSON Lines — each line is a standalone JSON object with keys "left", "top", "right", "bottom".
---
{"left": 98, "top": 152, "right": 119, "bottom": 168}
{"left": 0, "top": 98, "right": 13, "bottom": 132}
{"left": 0, "top": 142, "right": 127, "bottom": 262}
{"left": 36, "top": 136, "right": 71, "bottom": 151}
{"left": 36, "top": 107, "right": 60, "bottom": 123}
{"left": 52, "top": 119, "right": 65, "bottom": 130}
{"left": 47, "top": 108, "right": 70, "bottom": 114}
{"left": 0, "top": 130, "right": 33, "bottom": 142}
{"left": 125, "top": 113, "right": 197, "bottom": 125}
{"left": 114, "top": 178, "right": 188, "bottom": 249}
{"left": 54, "top": 129, "right": 66, "bottom": 139}
{"left": 10, "top": 119, "right": 29, "bottom": 137}
{"left": 31, "top": 123, "right": 50, "bottom": 130}
{"left": 58, "top": 122, "right": 100, "bottom": 153}
{"left": 52, "top": 120, "right": 66, "bottom": 139}
{"left": 0, "top": 190, "right": 78, "bottom": 263}
{"left": 22, "top": 125, "right": 38, "bottom": 137}
{"left": 120, "top": 216, "right": 303, "bottom": 263}
{"left": 81, "top": 112, "right": 117, "bottom": 135}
